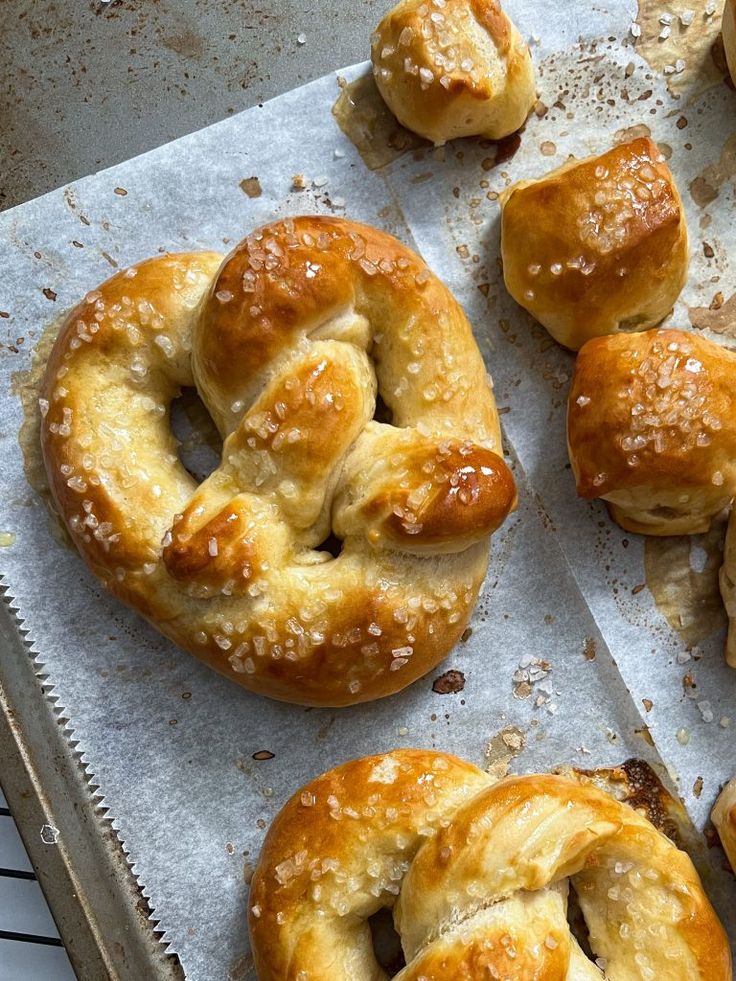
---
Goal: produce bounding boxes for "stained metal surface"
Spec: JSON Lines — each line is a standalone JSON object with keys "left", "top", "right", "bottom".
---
{"left": 2, "top": 0, "right": 384, "bottom": 211}
{"left": 0, "top": 591, "right": 183, "bottom": 980}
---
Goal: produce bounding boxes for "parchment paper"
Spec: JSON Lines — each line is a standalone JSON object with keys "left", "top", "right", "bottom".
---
{"left": 2, "top": 0, "right": 735, "bottom": 976}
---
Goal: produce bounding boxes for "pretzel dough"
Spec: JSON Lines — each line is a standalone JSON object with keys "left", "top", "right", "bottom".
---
{"left": 371, "top": 0, "right": 535, "bottom": 144}
{"left": 501, "top": 138, "right": 688, "bottom": 350}
{"left": 249, "top": 749, "right": 731, "bottom": 979}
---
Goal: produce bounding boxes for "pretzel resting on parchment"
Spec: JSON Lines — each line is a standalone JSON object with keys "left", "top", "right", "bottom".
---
{"left": 41, "top": 216, "right": 515, "bottom": 706}
{"left": 249, "top": 749, "right": 731, "bottom": 979}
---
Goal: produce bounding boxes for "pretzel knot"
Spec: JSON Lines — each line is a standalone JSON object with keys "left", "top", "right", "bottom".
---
{"left": 41, "top": 217, "right": 515, "bottom": 706}
{"left": 249, "top": 750, "right": 731, "bottom": 980}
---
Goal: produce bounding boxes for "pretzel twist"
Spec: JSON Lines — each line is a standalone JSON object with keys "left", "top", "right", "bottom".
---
{"left": 41, "top": 217, "right": 515, "bottom": 706}
{"left": 249, "top": 750, "right": 731, "bottom": 980}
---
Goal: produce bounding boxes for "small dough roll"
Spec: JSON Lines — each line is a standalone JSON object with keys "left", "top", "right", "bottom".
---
{"left": 371, "top": 0, "right": 535, "bottom": 145}
{"left": 568, "top": 328, "right": 736, "bottom": 537}
{"left": 501, "top": 137, "right": 689, "bottom": 350}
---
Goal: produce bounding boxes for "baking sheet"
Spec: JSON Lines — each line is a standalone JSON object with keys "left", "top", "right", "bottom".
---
{"left": 2, "top": 0, "right": 736, "bottom": 976}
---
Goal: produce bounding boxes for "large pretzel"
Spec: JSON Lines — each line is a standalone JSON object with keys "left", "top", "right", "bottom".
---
{"left": 249, "top": 750, "right": 730, "bottom": 979}
{"left": 40, "top": 217, "right": 514, "bottom": 706}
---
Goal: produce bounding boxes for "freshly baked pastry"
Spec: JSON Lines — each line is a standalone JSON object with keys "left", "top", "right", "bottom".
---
{"left": 371, "top": 0, "right": 535, "bottom": 145}
{"left": 249, "top": 749, "right": 731, "bottom": 979}
{"left": 41, "top": 216, "right": 515, "bottom": 707}
{"left": 712, "top": 777, "right": 736, "bottom": 871}
{"left": 724, "top": 0, "right": 736, "bottom": 87}
{"left": 501, "top": 137, "right": 689, "bottom": 350}
{"left": 567, "top": 328, "right": 736, "bottom": 536}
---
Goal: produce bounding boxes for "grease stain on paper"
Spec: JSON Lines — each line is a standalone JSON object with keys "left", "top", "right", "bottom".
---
{"left": 484, "top": 725, "right": 526, "bottom": 781}
{"left": 332, "top": 73, "right": 423, "bottom": 170}
{"left": 644, "top": 516, "right": 728, "bottom": 647}
{"left": 11, "top": 316, "right": 72, "bottom": 546}
{"left": 689, "top": 291, "right": 736, "bottom": 337}
{"left": 635, "top": 0, "right": 726, "bottom": 97}
{"left": 688, "top": 133, "right": 736, "bottom": 207}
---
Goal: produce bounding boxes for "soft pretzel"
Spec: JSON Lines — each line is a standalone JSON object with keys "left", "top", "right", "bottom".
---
{"left": 724, "top": 0, "right": 736, "bottom": 87}
{"left": 712, "top": 777, "right": 736, "bottom": 872}
{"left": 371, "top": 0, "right": 535, "bottom": 145}
{"left": 500, "top": 138, "right": 689, "bottom": 350}
{"left": 40, "top": 216, "right": 515, "bottom": 707}
{"left": 248, "top": 749, "right": 731, "bottom": 979}
{"left": 567, "top": 328, "right": 736, "bottom": 537}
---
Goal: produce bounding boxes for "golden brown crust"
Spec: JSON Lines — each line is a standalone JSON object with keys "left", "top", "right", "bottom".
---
{"left": 501, "top": 138, "right": 689, "bottom": 350}
{"left": 371, "top": 0, "right": 535, "bottom": 145}
{"left": 567, "top": 328, "right": 736, "bottom": 535}
{"left": 249, "top": 750, "right": 731, "bottom": 980}
{"left": 334, "top": 435, "right": 517, "bottom": 554}
{"left": 40, "top": 217, "right": 514, "bottom": 707}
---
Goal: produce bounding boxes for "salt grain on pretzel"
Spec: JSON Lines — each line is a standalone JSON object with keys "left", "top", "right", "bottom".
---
{"left": 41, "top": 216, "right": 515, "bottom": 706}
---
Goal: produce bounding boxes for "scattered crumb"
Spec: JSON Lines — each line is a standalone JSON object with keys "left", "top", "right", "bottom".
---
{"left": 693, "top": 776, "right": 704, "bottom": 798}
{"left": 292, "top": 174, "right": 307, "bottom": 189}
{"left": 113, "top": 186, "right": 128, "bottom": 196}
{"left": 583, "top": 637, "right": 596, "bottom": 661}
{"left": 42, "top": 288, "right": 57, "bottom": 302}
{"left": 252, "top": 750, "right": 275, "bottom": 761}
{"left": 240, "top": 177, "right": 262, "bottom": 198}
{"left": 432, "top": 669, "right": 466, "bottom": 694}
{"left": 642, "top": 698, "right": 653, "bottom": 713}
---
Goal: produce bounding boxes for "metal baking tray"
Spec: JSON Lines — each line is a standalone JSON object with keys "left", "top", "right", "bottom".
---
{"left": 0, "top": 592, "right": 181, "bottom": 980}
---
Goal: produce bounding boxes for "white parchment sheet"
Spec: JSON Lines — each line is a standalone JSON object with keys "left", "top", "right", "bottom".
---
{"left": 1, "top": 0, "right": 735, "bottom": 976}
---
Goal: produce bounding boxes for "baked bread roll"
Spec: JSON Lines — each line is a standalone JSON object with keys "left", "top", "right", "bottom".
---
{"left": 371, "top": 0, "right": 535, "bottom": 145}
{"left": 249, "top": 749, "right": 731, "bottom": 979}
{"left": 724, "top": 0, "right": 736, "bottom": 87}
{"left": 41, "top": 216, "right": 515, "bottom": 707}
{"left": 712, "top": 777, "right": 736, "bottom": 872}
{"left": 567, "top": 328, "right": 736, "bottom": 536}
{"left": 501, "top": 137, "right": 689, "bottom": 350}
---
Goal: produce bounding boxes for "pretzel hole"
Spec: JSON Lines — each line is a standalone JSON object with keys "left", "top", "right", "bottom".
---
{"left": 315, "top": 531, "right": 343, "bottom": 560}
{"left": 170, "top": 388, "right": 222, "bottom": 483}
{"left": 566, "top": 883, "right": 594, "bottom": 961}
{"left": 368, "top": 908, "right": 405, "bottom": 975}
{"left": 373, "top": 392, "right": 394, "bottom": 425}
